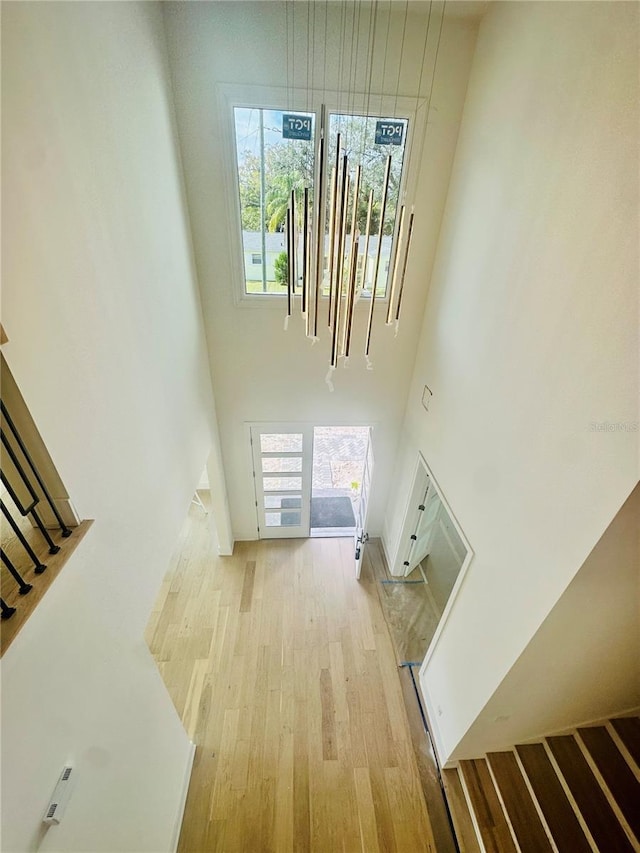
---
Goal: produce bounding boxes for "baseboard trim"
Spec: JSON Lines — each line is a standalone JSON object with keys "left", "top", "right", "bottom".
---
{"left": 380, "top": 534, "right": 396, "bottom": 576}
{"left": 171, "top": 741, "right": 196, "bottom": 853}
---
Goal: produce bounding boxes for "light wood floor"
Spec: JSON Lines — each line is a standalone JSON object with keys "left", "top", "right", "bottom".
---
{"left": 146, "top": 505, "right": 436, "bottom": 852}
{"left": 375, "top": 569, "right": 443, "bottom": 665}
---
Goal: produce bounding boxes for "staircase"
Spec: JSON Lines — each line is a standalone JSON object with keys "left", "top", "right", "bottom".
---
{"left": 443, "top": 717, "right": 640, "bottom": 853}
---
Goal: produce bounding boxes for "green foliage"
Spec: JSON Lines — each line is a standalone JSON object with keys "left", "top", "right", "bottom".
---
{"left": 237, "top": 150, "right": 262, "bottom": 231}
{"left": 237, "top": 137, "right": 315, "bottom": 233}
{"left": 329, "top": 114, "right": 406, "bottom": 236}
{"left": 237, "top": 113, "right": 406, "bottom": 237}
{"left": 264, "top": 141, "right": 314, "bottom": 233}
{"left": 274, "top": 251, "right": 288, "bottom": 287}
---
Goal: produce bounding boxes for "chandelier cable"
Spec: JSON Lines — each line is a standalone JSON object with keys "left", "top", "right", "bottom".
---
{"left": 405, "top": 0, "right": 433, "bottom": 193}
{"left": 337, "top": 0, "right": 347, "bottom": 134}
{"left": 413, "top": 0, "right": 446, "bottom": 202}
{"left": 309, "top": 3, "right": 313, "bottom": 114}
{"left": 393, "top": 0, "right": 409, "bottom": 121}
{"left": 379, "top": 0, "right": 392, "bottom": 119}
{"left": 360, "top": 1, "right": 376, "bottom": 164}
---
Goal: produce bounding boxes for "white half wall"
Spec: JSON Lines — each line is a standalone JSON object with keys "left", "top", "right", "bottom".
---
{"left": 451, "top": 482, "right": 640, "bottom": 759}
{"left": 1, "top": 3, "right": 217, "bottom": 850}
{"left": 163, "top": 1, "right": 480, "bottom": 540}
{"left": 381, "top": 0, "right": 639, "bottom": 761}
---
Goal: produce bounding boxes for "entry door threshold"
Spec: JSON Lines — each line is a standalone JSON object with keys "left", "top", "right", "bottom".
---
{"left": 310, "top": 526, "right": 356, "bottom": 538}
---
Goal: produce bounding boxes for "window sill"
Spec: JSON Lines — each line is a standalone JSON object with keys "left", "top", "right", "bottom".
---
{"left": 234, "top": 291, "right": 390, "bottom": 309}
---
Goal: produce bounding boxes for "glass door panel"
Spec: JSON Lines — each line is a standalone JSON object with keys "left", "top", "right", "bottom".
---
{"left": 250, "top": 425, "right": 312, "bottom": 538}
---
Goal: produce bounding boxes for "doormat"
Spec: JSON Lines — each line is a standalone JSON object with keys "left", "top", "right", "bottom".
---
{"left": 310, "top": 496, "right": 356, "bottom": 529}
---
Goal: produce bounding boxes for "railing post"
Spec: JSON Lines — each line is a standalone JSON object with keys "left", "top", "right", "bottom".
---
{"left": 0, "top": 430, "right": 39, "bottom": 507}
{"left": 0, "top": 463, "right": 60, "bottom": 555}
{"left": 1, "top": 401, "right": 72, "bottom": 537}
{"left": 0, "top": 598, "right": 16, "bottom": 620}
{"left": 1, "top": 549, "right": 33, "bottom": 595}
{"left": 1, "top": 500, "right": 47, "bottom": 574}
{"left": 30, "top": 509, "right": 60, "bottom": 555}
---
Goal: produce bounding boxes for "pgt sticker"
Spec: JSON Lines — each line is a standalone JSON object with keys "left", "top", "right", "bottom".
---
{"left": 282, "top": 114, "right": 313, "bottom": 141}
{"left": 375, "top": 120, "right": 404, "bottom": 145}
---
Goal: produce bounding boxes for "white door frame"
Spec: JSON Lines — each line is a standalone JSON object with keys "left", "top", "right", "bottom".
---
{"left": 394, "top": 454, "right": 474, "bottom": 669}
{"left": 354, "top": 429, "right": 374, "bottom": 579}
{"left": 249, "top": 422, "right": 313, "bottom": 539}
{"left": 247, "top": 421, "right": 376, "bottom": 542}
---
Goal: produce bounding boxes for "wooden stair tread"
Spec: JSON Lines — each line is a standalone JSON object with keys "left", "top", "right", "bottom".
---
{"left": 611, "top": 717, "right": 640, "bottom": 768}
{"left": 487, "top": 751, "right": 552, "bottom": 853}
{"left": 579, "top": 726, "right": 640, "bottom": 842}
{"left": 547, "top": 735, "right": 634, "bottom": 852}
{"left": 516, "top": 743, "right": 591, "bottom": 853}
{"left": 442, "top": 768, "right": 481, "bottom": 853}
{"left": 459, "top": 758, "right": 517, "bottom": 853}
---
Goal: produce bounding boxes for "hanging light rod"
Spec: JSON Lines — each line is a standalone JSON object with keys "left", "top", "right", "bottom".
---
{"left": 275, "top": 0, "right": 449, "bottom": 382}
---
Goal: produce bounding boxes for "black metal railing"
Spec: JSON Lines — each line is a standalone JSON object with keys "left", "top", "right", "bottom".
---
{"left": 0, "top": 398, "right": 74, "bottom": 622}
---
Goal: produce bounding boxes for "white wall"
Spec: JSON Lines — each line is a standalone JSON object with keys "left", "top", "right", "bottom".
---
{"left": 382, "top": 0, "right": 639, "bottom": 762}
{"left": 163, "top": 1, "right": 480, "bottom": 540}
{"left": 452, "top": 482, "right": 640, "bottom": 759}
{"left": 1, "top": 3, "right": 217, "bottom": 850}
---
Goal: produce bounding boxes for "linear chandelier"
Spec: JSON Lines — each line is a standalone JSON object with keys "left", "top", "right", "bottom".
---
{"left": 280, "top": 0, "right": 444, "bottom": 389}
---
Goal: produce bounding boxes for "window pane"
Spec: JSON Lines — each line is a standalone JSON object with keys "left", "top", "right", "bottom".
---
{"left": 259, "top": 433, "right": 303, "bottom": 453}
{"left": 265, "top": 510, "right": 302, "bottom": 527}
{"left": 262, "top": 457, "right": 303, "bottom": 473}
{"left": 323, "top": 113, "right": 408, "bottom": 299}
{"left": 234, "top": 107, "right": 315, "bottom": 295}
{"left": 264, "top": 495, "right": 302, "bottom": 510}
{"left": 263, "top": 477, "right": 302, "bottom": 492}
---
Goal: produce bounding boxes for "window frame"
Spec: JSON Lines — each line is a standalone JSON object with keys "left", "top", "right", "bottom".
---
{"left": 217, "top": 83, "right": 426, "bottom": 309}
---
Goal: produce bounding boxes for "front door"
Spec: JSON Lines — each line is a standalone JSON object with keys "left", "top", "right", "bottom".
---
{"left": 250, "top": 424, "right": 312, "bottom": 538}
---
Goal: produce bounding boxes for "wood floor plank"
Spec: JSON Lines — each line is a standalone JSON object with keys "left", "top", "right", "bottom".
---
{"left": 442, "top": 768, "right": 482, "bottom": 853}
{"left": 149, "top": 506, "right": 434, "bottom": 852}
{"left": 238, "top": 559, "right": 256, "bottom": 613}
{"left": 459, "top": 758, "right": 517, "bottom": 853}
{"left": 515, "top": 742, "right": 592, "bottom": 853}
{"left": 319, "top": 667, "right": 338, "bottom": 761}
{"left": 611, "top": 717, "right": 640, "bottom": 769}
{"left": 293, "top": 698, "right": 310, "bottom": 853}
{"left": 578, "top": 725, "right": 640, "bottom": 842}
{"left": 398, "top": 667, "right": 457, "bottom": 853}
{"left": 547, "top": 734, "right": 634, "bottom": 852}
{"left": 487, "top": 751, "right": 552, "bottom": 852}
{"left": 354, "top": 767, "right": 382, "bottom": 853}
